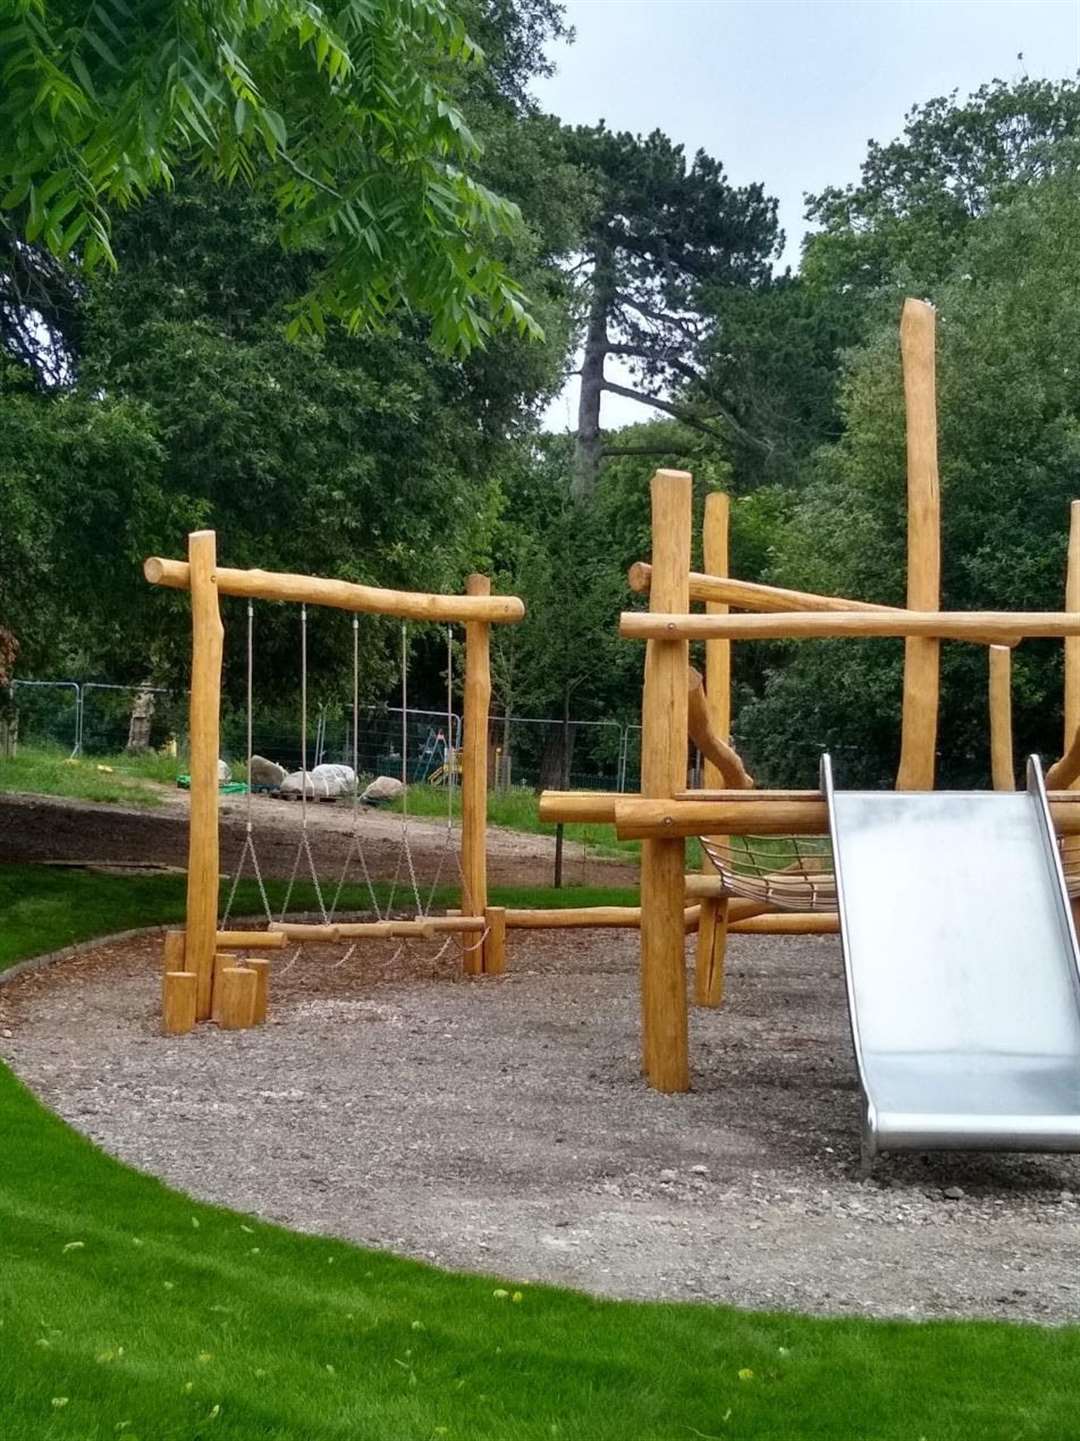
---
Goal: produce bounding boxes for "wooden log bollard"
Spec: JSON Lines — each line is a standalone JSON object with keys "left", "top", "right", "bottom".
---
{"left": 245, "top": 957, "right": 270, "bottom": 1024}
{"left": 483, "top": 905, "right": 507, "bottom": 976}
{"left": 216, "top": 966, "right": 257, "bottom": 1029}
{"left": 162, "top": 971, "right": 197, "bottom": 1035}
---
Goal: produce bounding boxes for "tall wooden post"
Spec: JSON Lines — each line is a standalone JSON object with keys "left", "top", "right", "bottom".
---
{"left": 640, "top": 470, "right": 692, "bottom": 1091}
{"left": 462, "top": 574, "right": 491, "bottom": 977}
{"left": 1065, "top": 500, "right": 1080, "bottom": 779}
{"left": 988, "top": 646, "right": 1015, "bottom": 791}
{"left": 695, "top": 491, "right": 731, "bottom": 1007}
{"left": 896, "top": 299, "right": 941, "bottom": 791}
{"left": 186, "top": 531, "right": 224, "bottom": 1020}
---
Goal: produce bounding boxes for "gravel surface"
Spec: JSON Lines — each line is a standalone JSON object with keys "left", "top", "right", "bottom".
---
{"left": 4, "top": 926, "right": 1080, "bottom": 1323}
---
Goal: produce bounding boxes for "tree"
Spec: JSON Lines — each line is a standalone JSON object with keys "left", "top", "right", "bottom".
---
{"left": 738, "top": 149, "right": 1080, "bottom": 788}
{"left": 0, "top": 0, "right": 543, "bottom": 371}
{"left": 803, "top": 75, "right": 1080, "bottom": 303}
{"left": 561, "top": 123, "right": 780, "bottom": 497}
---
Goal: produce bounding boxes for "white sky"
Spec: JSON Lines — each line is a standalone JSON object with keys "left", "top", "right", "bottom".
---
{"left": 536, "top": 0, "right": 1080, "bottom": 431}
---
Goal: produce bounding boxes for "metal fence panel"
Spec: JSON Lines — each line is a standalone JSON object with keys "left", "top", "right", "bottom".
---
{"left": 10, "top": 681, "right": 80, "bottom": 756}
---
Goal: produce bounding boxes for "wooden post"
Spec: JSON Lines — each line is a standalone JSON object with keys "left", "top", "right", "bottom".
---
{"left": 696, "top": 491, "right": 732, "bottom": 1008}
{"left": 1066, "top": 500, "right": 1080, "bottom": 785}
{"left": 483, "top": 905, "right": 507, "bottom": 976}
{"left": 245, "top": 957, "right": 270, "bottom": 1024}
{"left": 163, "top": 929, "right": 186, "bottom": 972}
{"left": 462, "top": 574, "right": 491, "bottom": 978}
{"left": 185, "top": 530, "right": 224, "bottom": 1019}
{"left": 896, "top": 299, "right": 941, "bottom": 791}
{"left": 216, "top": 966, "right": 257, "bottom": 1029}
{"left": 640, "top": 470, "right": 692, "bottom": 1092}
{"left": 162, "top": 971, "right": 197, "bottom": 1034}
{"left": 988, "top": 646, "right": 1015, "bottom": 791}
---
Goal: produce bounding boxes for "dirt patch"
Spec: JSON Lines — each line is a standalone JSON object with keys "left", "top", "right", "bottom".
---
{"left": 0, "top": 790, "right": 634, "bottom": 890}
{"left": 3, "top": 927, "right": 1080, "bottom": 1323}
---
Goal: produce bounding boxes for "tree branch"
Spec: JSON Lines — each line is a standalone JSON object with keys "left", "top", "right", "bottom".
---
{"left": 600, "top": 379, "right": 772, "bottom": 455}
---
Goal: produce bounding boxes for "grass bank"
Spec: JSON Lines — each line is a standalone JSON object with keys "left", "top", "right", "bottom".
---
{"left": 0, "top": 864, "right": 639, "bottom": 973}
{"left": 1, "top": 863, "right": 1079, "bottom": 1437}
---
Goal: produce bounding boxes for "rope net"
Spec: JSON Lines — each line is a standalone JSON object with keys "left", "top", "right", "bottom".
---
{"left": 218, "top": 598, "right": 482, "bottom": 970}
{"left": 698, "top": 834, "right": 836, "bottom": 913}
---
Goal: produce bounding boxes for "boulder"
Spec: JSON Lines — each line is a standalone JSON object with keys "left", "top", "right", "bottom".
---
{"left": 249, "top": 754, "right": 287, "bottom": 790}
{"left": 280, "top": 763, "right": 356, "bottom": 800}
{"left": 217, "top": 759, "right": 231, "bottom": 783}
{"left": 360, "top": 774, "right": 406, "bottom": 806}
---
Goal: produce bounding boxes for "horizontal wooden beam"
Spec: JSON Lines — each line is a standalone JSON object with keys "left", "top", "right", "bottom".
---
{"left": 268, "top": 916, "right": 484, "bottom": 942}
{"left": 618, "top": 610, "right": 1080, "bottom": 643}
{"left": 144, "top": 556, "right": 525, "bottom": 625}
{"left": 628, "top": 566, "right": 1006, "bottom": 646}
{"left": 537, "top": 790, "right": 617, "bottom": 824}
{"left": 214, "top": 930, "right": 287, "bottom": 950}
{"left": 629, "top": 562, "right": 898, "bottom": 615}
{"left": 615, "top": 793, "right": 1080, "bottom": 839}
{"left": 504, "top": 905, "right": 702, "bottom": 931}
{"left": 729, "top": 913, "right": 838, "bottom": 935}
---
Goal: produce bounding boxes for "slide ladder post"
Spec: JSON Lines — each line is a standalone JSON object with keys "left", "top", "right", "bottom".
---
{"left": 641, "top": 470, "right": 692, "bottom": 1091}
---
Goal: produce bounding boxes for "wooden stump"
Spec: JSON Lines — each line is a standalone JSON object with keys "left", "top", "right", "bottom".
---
{"left": 245, "top": 957, "right": 270, "bottom": 1024}
{"left": 162, "top": 971, "right": 197, "bottom": 1035}
{"left": 483, "top": 905, "right": 507, "bottom": 976}
{"left": 216, "top": 967, "right": 257, "bottom": 1029}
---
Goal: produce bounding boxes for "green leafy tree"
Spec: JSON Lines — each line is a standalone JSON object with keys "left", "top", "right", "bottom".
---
{"left": 0, "top": 0, "right": 543, "bottom": 362}
{"left": 560, "top": 124, "right": 780, "bottom": 497}
{"left": 803, "top": 75, "right": 1080, "bottom": 303}
{"left": 739, "top": 151, "right": 1080, "bottom": 787}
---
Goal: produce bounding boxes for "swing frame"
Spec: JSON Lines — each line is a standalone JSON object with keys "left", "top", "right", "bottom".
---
{"left": 146, "top": 531, "right": 524, "bottom": 1031}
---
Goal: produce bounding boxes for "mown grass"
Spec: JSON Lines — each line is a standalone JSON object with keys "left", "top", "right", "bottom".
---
{"left": 0, "top": 746, "right": 180, "bottom": 808}
{"left": 0, "top": 864, "right": 640, "bottom": 973}
{"left": 2, "top": 863, "right": 1080, "bottom": 1437}
{"left": 396, "top": 783, "right": 661, "bottom": 863}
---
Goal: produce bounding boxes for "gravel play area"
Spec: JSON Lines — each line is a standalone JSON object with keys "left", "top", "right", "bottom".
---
{"left": 3, "top": 925, "right": 1080, "bottom": 1324}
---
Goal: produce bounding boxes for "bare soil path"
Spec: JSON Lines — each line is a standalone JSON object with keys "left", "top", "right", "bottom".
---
{"left": 0, "top": 790, "right": 635, "bottom": 889}
{"left": 3, "top": 926, "right": 1080, "bottom": 1323}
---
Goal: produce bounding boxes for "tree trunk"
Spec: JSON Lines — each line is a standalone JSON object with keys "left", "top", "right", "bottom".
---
{"left": 572, "top": 247, "right": 613, "bottom": 502}
{"left": 126, "top": 684, "right": 156, "bottom": 752}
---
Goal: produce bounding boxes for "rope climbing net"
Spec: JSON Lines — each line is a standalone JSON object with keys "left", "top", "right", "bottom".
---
{"left": 698, "top": 834, "right": 837, "bottom": 913}
{"left": 220, "top": 598, "right": 487, "bottom": 970}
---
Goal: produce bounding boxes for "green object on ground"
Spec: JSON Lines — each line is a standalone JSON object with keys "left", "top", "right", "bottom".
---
{"left": 175, "top": 775, "right": 247, "bottom": 795}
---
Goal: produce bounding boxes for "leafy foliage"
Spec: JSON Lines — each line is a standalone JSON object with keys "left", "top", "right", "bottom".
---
{"left": 739, "top": 152, "right": 1080, "bottom": 786}
{"left": 562, "top": 123, "right": 780, "bottom": 495}
{"left": 0, "top": 0, "right": 543, "bottom": 354}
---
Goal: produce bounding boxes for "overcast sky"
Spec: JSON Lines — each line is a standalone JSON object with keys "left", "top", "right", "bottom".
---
{"left": 535, "top": 0, "right": 1080, "bottom": 432}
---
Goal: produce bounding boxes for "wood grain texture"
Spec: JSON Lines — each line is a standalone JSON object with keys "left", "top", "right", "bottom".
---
{"left": 695, "top": 491, "right": 732, "bottom": 1008}
{"left": 640, "top": 469, "right": 692, "bottom": 1092}
{"left": 988, "top": 646, "right": 1016, "bottom": 791}
{"left": 620, "top": 610, "right": 1080, "bottom": 642}
{"left": 216, "top": 966, "right": 257, "bottom": 1029}
{"left": 483, "top": 905, "right": 507, "bottom": 975}
{"left": 897, "top": 298, "right": 941, "bottom": 790}
{"left": 461, "top": 573, "right": 491, "bottom": 975}
{"left": 162, "top": 970, "right": 197, "bottom": 1034}
{"left": 144, "top": 556, "right": 524, "bottom": 624}
{"left": 185, "top": 531, "right": 224, "bottom": 1021}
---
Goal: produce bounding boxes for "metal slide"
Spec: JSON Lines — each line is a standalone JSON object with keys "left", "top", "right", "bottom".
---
{"left": 823, "top": 754, "right": 1080, "bottom": 1165}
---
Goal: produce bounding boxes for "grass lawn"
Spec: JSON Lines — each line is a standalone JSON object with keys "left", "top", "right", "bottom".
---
{"left": 1, "top": 865, "right": 1080, "bottom": 1437}
{"left": 0, "top": 864, "right": 640, "bottom": 973}
{"left": 0, "top": 747, "right": 179, "bottom": 808}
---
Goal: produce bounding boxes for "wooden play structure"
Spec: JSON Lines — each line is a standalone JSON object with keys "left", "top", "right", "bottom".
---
{"left": 541, "top": 299, "right": 1080, "bottom": 1093}
{"left": 145, "top": 539, "right": 525, "bottom": 1033}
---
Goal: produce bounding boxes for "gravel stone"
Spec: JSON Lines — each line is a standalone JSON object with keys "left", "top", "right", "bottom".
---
{"left": 3, "top": 926, "right": 1080, "bottom": 1324}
